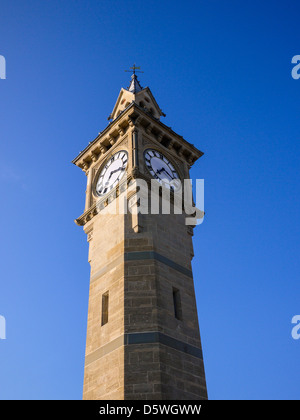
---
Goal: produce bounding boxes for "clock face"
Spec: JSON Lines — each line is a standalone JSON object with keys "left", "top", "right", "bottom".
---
{"left": 144, "top": 149, "right": 180, "bottom": 190}
{"left": 95, "top": 150, "right": 128, "bottom": 196}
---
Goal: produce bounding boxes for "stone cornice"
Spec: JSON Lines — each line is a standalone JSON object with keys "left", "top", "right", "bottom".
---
{"left": 72, "top": 103, "right": 135, "bottom": 171}
{"left": 72, "top": 103, "right": 203, "bottom": 173}
{"left": 133, "top": 104, "right": 203, "bottom": 164}
{"left": 75, "top": 202, "right": 98, "bottom": 226}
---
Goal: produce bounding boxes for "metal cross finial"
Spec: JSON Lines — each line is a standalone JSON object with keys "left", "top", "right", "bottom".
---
{"left": 125, "top": 64, "right": 144, "bottom": 75}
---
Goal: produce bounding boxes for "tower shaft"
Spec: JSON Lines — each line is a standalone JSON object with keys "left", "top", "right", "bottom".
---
{"left": 73, "top": 78, "right": 207, "bottom": 400}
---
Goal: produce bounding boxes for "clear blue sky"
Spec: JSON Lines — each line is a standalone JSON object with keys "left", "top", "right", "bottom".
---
{"left": 0, "top": 0, "right": 299, "bottom": 400}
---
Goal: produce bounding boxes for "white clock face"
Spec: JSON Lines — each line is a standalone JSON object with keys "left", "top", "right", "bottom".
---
{"left": 96, "top": 150, "right": 128, "bottom": 196}
{"left": 144, "top": 149, "right": 180, "bottom": 190}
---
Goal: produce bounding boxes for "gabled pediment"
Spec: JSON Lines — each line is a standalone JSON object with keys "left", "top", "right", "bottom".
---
{"left": 109, "top": 75, "right": 165, "bottom": 121}
{"left": 134, "top": 87, "right": 165, "bottom": 120}
{"left": 109, "top": 88, "right": 135, "bottom": 121}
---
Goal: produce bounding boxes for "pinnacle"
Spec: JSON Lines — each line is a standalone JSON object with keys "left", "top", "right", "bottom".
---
{"left": 128, "top": 73, "right": 143, "bottom": 93}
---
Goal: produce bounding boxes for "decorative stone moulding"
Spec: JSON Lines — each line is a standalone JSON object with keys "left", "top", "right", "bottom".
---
{"left": 75, "top": 203, "right": 98, "bottom": 226}
{"left": 91, "top": 152, "right": 98, "bottom": 163}
{"left": 83, "top": 161, "right": 90, "bottom": 171}
{"left": 72, "top": 103, "right": 202, "bottom": 174}
{"left": 118, "top": 125, "right": 126, "bottom": 136}
{"left": 108, "top": 135, "right": 115, "bottom": 146}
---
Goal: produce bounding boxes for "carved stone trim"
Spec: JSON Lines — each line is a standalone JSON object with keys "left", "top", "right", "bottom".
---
{"left": 87, "top": 230, "right": 93, "bottom": 242}
{"left": 72, "top": 104, "right": 203, "bottom": 171}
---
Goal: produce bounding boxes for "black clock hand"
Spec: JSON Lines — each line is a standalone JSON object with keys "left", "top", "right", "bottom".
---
{"left": 160, "top": 167, "right": 173, "bottom": 179}
{"left": 106, "top": 171, "right": 116, "bottom": 184}
{"left": 108, "top": 167, "right": 124, "bottom": 180}
{"left": 157, "top": 167, "right": 171, "bottom": 177}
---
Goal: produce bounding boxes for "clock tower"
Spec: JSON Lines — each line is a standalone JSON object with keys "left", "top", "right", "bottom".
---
{"left": 73, "top": 71, "right": 208, "bottom": 400}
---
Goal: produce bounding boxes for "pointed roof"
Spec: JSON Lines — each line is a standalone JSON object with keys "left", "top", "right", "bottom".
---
{"left": 128, "top": 74, "right": 143, "bottom": 93}
{"left": 108, "top": 72, "right": 165, "bottom": 121}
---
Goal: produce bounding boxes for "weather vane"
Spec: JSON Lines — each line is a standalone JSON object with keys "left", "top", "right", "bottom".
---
{"left": 125, "top": 64, "right": 144, "bottom": 75}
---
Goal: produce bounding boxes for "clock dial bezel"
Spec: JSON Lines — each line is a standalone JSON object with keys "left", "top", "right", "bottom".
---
{"left": 94, "top": 150, "right": 128, "bottom": 197}
{"left": 143, "top": 148, "right": 181, "bottom": 191}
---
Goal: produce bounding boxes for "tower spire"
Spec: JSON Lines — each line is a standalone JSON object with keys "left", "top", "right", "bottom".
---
{"left": 125, "top": 64, "right": 143, "bottom": 93}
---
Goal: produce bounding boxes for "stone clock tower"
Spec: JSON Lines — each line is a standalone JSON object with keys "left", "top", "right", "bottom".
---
{"left": 73, "top": 71, "right": 208, "bottom": 400}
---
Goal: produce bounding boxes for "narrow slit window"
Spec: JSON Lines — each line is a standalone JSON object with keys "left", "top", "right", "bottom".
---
{"left": 173, "top": 288, "right": 182, "bottom": 320}
{"left": 101, "top": 292, "right": 109, "bottom": 326}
